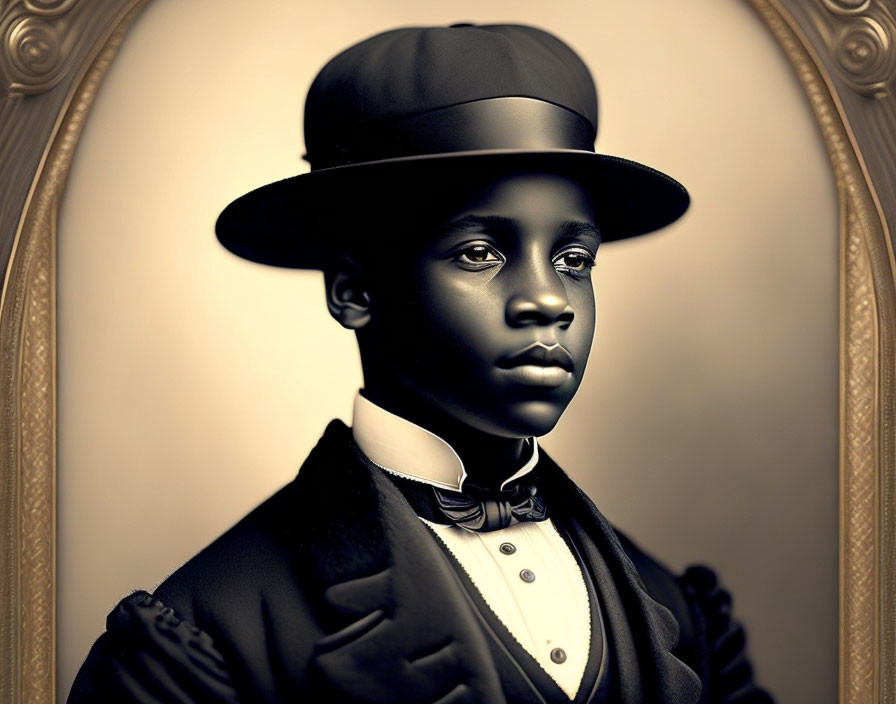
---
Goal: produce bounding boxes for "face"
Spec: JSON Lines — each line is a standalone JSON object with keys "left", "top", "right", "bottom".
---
{"left": 357, "top": 171, "right": 598, "bottom": 439}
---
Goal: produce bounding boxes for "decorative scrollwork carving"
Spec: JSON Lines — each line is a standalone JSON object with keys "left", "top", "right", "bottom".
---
{"left": 822, "top": 0, "right": 872, "bottom": 16}
{"left": 834, "top": 15, "right": 896, "bottom": 96}
{"left": 3, "top": 15, "right": 62, "bottom": 93}
{"left": 0, "top": 0, "right": 79, "bottom": 95}
{"left": 24, "top": 0, "right": 79, "bottom": 16}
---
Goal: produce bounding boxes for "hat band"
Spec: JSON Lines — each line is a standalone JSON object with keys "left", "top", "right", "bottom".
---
{"left": 308, "top": 97, "right": 596, "bottom": 170}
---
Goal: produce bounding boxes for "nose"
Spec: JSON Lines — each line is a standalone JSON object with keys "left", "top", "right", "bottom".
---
{"left": 505, "top": 269, "right": 575, "bottom": 328}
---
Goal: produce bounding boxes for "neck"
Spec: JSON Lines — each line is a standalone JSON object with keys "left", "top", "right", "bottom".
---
{"left": 361, "top": 387, "right": 529, "bottom": 489}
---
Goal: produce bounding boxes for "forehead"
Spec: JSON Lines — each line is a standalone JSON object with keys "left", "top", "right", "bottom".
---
{"left": 400, "top": 170, "right": 596, "bottom": 232}
{"left": 423, "top": 171, "right": 598, "bottom": 249}
{"left": 447, "top": 172, "right": 594, "bottom": 220}
{"left": 347, "top": 170, "right": 598, "bottom": 267}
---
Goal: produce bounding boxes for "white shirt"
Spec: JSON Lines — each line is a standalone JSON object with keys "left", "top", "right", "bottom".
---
{"left": 352, "top": 393, "right": 592, "bottom": 699}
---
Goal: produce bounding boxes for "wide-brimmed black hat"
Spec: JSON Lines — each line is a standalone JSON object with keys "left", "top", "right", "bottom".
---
{"left": 216, "top": 23, "right": 689, "bottom": 269}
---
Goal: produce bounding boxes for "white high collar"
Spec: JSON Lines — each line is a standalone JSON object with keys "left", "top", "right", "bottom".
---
{"left": 351, "top": 392, "right": 539, "bottom": 493}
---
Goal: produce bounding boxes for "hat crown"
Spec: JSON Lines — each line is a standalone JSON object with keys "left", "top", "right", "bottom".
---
{"left": 303, "top": 24, "right": 599, "bottom": 169}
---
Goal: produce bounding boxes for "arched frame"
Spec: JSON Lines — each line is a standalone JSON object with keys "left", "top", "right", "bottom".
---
{"left": 0, "top": 0, "right": 893, "bottom": 702}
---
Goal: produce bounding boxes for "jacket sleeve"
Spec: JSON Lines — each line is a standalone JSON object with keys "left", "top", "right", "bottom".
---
{"left": 67, "top": 591, "right": 241, "bottom": 704}
{"left": 679, "top": 566, "right": 775, "bottom": 704}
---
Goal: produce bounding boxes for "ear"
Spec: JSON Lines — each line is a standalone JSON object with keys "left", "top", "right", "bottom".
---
{"left": 324, "top": 257, "right": 372, "bottom": 330}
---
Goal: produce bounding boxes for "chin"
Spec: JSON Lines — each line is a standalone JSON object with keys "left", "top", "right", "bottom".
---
{"left": 481, "top": 399, "right": 570, "bottom": 438}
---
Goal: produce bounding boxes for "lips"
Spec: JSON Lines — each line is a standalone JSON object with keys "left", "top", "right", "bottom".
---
{"left": 498, "top": 341, "right": 574, "bottom": 372}
{"left": 497, "top": 342, "right": 575, "bottom": 388}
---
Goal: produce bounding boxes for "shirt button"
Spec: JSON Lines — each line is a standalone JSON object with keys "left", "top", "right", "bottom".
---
{"left": 499, "top": 542, "right": 516, "bottom": 555}
{"left": 519, "top": 568, "right": 536, "bottom": 583}
{"left": 550, "top": 647, "right": 567, "bottom": 664}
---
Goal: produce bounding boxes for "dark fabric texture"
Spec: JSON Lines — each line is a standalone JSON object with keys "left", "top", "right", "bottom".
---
{"left": 68, "top": 421, "right": 774, "bottom": 703}
{"left": 303, "top": 25, "right": 598, "bottom": 169}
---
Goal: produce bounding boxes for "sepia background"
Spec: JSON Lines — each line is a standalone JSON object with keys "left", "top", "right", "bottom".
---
{"left": 56, "top": 0, "right": 838, "bottom": 701}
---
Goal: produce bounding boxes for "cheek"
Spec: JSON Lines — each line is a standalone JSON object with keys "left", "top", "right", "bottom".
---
{"left": 370, "top": 282, "right": 485, "bottom": 388}
{"left": 567, "top": 283, "right": 597, "bottom": 352}
{"left": 416, "top": 272, "right": 504, "bottom": 352}
{"left": 568, "top": 279, "right": 596, "bottom": 322}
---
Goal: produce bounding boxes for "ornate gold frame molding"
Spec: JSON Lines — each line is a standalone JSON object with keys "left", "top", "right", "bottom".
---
{"left": 0, "top": 1, "right": 892, "bottom": 702}
{"left": 742, "top": 1, "right": 896, "bottom": 701}
{"left": 0, "top": 2, "right": 151, "bottom": 701}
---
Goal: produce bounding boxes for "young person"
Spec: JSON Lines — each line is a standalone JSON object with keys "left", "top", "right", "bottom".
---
{"left": 69, "top": 23, "right": 774, "bottom": 703}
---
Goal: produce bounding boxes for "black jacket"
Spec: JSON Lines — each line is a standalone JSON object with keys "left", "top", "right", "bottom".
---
{"left": 69, "top": 421, "right": 774, "bottom": 703}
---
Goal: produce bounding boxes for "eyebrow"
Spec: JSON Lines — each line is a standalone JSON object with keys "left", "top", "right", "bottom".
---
{"left": 557, "top": 220, "right": 601, "bottom": 248}
{"left": 443, "top": 215, "right": 601, "bottom": 248}
{"left": 443, "top": 215, "right": 515, "bottom": 237}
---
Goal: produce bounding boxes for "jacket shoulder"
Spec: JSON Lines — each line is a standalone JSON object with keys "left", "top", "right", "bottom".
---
{"left": 153, "top": 480, "right": 301, "bottom": 615}
{"left": 69, "top": 422, "right": 363, "bottom": 703}
{"left": 614, "top": 529, "right": 775, "bottom": 703}
{"left": 67, "top": 591, "right": 241, "bottom": 704}
{"left": 613, "top": 529, "right": 701, "bottom": 662}
{"left": 66, "top": 488, "right": 301, "bottom": 704}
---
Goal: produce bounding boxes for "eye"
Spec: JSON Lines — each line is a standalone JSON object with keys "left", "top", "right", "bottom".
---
{"left": 552, "top": 246, "right": 596, "bottom": 277}
{"left": 452, "top": 242, "right": 504, "bottom": 270}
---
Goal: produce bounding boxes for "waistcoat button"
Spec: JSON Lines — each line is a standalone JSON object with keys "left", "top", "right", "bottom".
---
{"left": 550, "top": 647, "right": 567, "bottom": 664}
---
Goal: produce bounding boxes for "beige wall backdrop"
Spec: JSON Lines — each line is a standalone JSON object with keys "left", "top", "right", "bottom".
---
{"left": 57, "top": 0, "right": 838, "bottom": 702}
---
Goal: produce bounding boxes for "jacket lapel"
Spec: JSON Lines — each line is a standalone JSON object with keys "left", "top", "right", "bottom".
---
{"left": 294, "top": 421, "right": 701, "bottom": 703}
{"left": 538, "top": 451, "right": 703, "bottom": 704}
{"left": 296, "top": 421, "right": 506, "bottom": 704}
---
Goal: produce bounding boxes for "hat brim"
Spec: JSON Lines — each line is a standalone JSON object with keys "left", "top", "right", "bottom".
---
{"left": 215, "top": 149, "right": 689, "bottom": 269}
